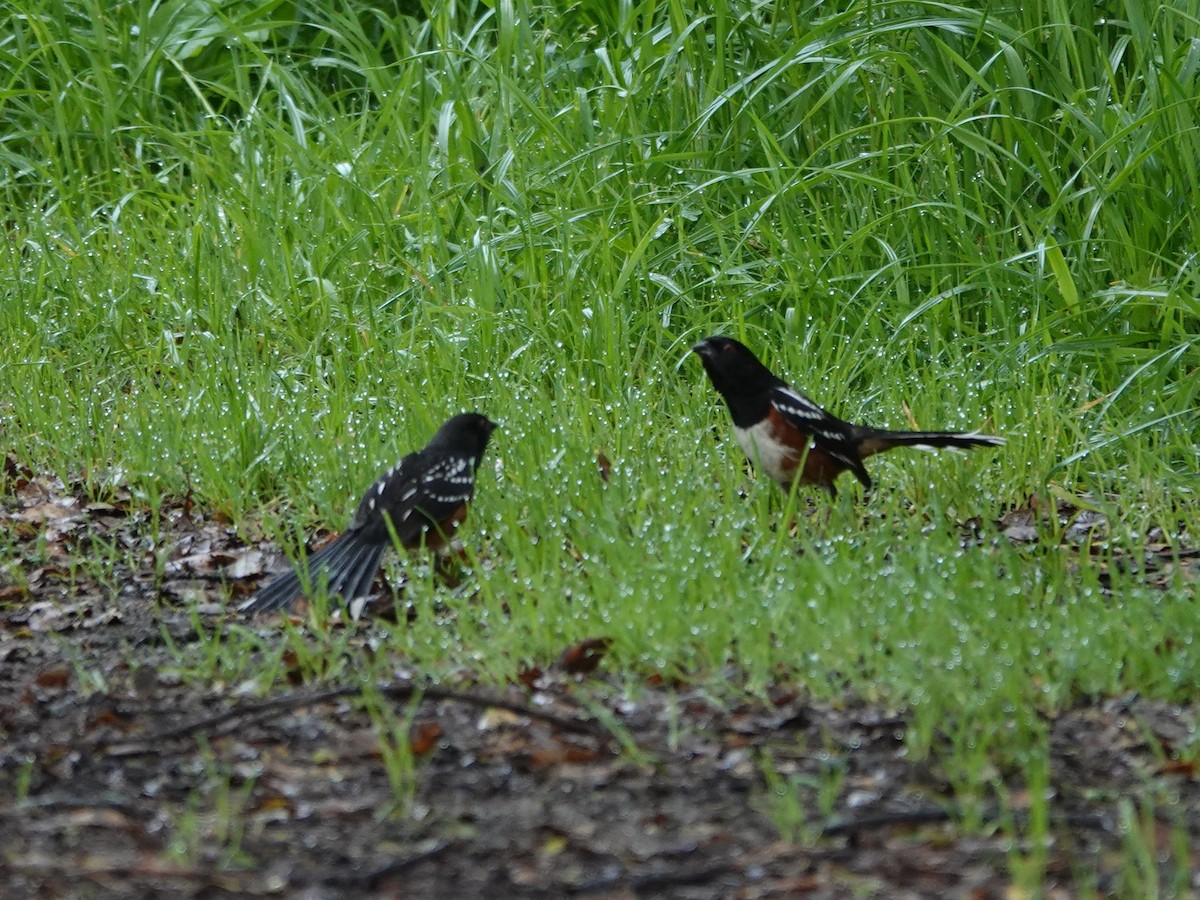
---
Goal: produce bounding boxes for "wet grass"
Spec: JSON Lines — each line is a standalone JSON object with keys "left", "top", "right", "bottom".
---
{"left": 2, "top": 0, "right": 1199, "bottom": 889}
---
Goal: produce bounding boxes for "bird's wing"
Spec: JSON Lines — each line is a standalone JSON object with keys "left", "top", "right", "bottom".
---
{"left": 769, "top": 386, "right": 869, "bottom": 479}
{"left": 348, "top": 450, "right": 477, "bottom": 544}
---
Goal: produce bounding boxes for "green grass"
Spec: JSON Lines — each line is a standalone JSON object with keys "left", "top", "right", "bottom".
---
{"left": 2, "top": 0, "right": 1199, "bottom": 885}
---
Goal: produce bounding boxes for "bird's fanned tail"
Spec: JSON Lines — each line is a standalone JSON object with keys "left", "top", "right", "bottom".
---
{"left": 238, "top": 533, "right": 388, "bottom": 615}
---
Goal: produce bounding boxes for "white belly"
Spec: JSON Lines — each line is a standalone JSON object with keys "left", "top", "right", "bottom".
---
{"left": 734, "top": 420, "right": 801, "bottom": 484}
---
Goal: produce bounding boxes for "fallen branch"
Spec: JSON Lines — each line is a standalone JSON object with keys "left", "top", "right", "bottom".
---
{"left": 99, "top": 678, "right": 612, "bottom": 757}
{"left": 569, "top": 861, "right": 738, "bottom": 895}
{"left": 821, "top": 805, "right": 1113, "bottom": 838}
{"left": 566, "top": 844, "right": 855, "bottom": 895}
{"left": 320, "top": 839, "right": 455, "bottom": 888}
{"left": 0, "top": 856, "right": 259, "bottom": 890}
{"left": 820, "top": 806, "right": 952, "bottom": 836}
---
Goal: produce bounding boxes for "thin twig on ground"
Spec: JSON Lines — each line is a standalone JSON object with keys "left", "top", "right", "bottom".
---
{"left": 97, "top": 678, "right": 613, "bottom": 757}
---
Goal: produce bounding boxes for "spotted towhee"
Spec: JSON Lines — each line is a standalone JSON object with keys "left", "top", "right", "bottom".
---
{"left": 693, "top": 336, "right": 1003, "bottom": 497}
{"left": 239, "top": 412, "right": 497, "bottom": 615}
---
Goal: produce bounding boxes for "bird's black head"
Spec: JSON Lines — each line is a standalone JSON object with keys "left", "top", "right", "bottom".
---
{"left": 691, "top": 335, "right": 783, "bottom": 425}
{"left": 430, "top": 412, "right": 498, "bottom": 457}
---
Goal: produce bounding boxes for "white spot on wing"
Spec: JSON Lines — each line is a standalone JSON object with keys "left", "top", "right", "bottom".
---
{"left": 813, "top": 427, "right": 850, "bottom": 443}
{"left": 772, "top": 387, "right": 827, "bottom": 421}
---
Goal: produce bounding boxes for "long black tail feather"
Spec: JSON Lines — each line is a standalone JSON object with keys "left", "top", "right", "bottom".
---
{"left": 864, "top": 429, "right": 1006, "bottom": 452}
{"left": 239, "top": 534, "right": 387, "bottom": 615}
{"left": 337, "top": 542, "right": 388, "bottom": 609}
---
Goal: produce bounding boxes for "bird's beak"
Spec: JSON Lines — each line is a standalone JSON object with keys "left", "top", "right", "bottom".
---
{"left": 691, "top": 340, "right": 713, "bottom": 357}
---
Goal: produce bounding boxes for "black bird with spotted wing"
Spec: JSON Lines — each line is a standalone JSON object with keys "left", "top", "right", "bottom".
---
{"left": 692, "top": 336, "right": 1003, "bottom": 497}
{"left": 240, "top": 412, "right": 497, "bottom": 615}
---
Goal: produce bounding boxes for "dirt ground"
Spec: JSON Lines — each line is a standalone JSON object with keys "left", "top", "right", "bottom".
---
{"left": 2, "top": 463, "right": 1198, "bottom": 897}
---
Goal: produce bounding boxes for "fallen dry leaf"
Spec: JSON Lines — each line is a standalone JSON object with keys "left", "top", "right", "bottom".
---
{"left": 555, "top": 637, "right": 613, "bottom": 676}
{"left": 14, "top": 501, "right": 82, "bottom": 525}
{"left": 0, "top": 584, "right": 29, "bottom": 603}
{"left": 1158, "top": 759, "right": 1199, "bottom": 777}
{"left": 516, "top": 665, "right": 543, "bottom": 689}
{"left": 3, "top": 453, "right": 34, "bottom": 485}
{"left": 409, "top": 720, "right": 444, "bottom": 755}
{"left": 34, "top": 666, "right": 71, "bottom": 689}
